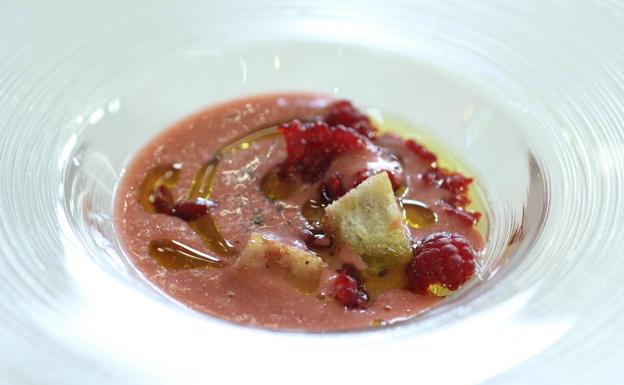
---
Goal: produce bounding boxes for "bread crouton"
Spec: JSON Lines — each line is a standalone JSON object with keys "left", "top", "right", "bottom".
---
{"left": 325, "top": 172, "right": 411, "bottom": 273}
{"left": 235, "top": 233, "right": 326, "bottom": 292}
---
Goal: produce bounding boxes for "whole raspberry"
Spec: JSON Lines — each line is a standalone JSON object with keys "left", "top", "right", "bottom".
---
{"left": 406, "top": 232, "right": 477, "bottom": 295}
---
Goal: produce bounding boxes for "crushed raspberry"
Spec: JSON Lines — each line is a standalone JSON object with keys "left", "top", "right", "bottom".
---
{"left": 406, "top": 139, "right": 437, "bottom": 164}
{"left": 436, "top": 200, "right": 481, "bottom": 225}
{"left": 279, "top": 120, "right": 366, "bottom": 182}
{"left": 170, "top": 198, "right": 215, "bottom": 221}
{"left": 320, "top": 173, "right": 346, "bottom": 204}
{"left": 151, "top": 185, "right": 174, "bottom": 214}
{"left": 422, "top": 168, "right": 442, "bottom": 186}
{"left": 422, "top": 168, "right": 473, "bottom": 196}
{"left": 406, "top": 232, "right": 477, "bottom": 294}
{"left": 334, "top": 265, "right": 369, "bottom": 308}
{"left": 334, "top": 272, "right": 359, "bottom": 307}
{"left": 445, "top": 175, "right": 473, "bottom": 195}
{"left": 445, "top": 194, "right": 471, "bottom": 208}
{"left": 325, "top": 100, "right": 376, "bottom": 139}
{"left": 353, "top": 169, "right": 402, "bottom": 191}
{"left": 353, "top": 169, "right": 370, "bottom": 187}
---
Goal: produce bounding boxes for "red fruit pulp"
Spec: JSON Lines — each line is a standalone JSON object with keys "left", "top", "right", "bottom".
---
{"left": 334, "top": 266, "right": 369, "bottom": 308}
{"left": 325, "top": 100, "right": 377, "bottom": 139}
{"left": 423, "top": 167, "right": 473, "bottom": 196}
{"left": 445, "top": 194, "right": 471, "bottom": 208}
{"left": 334, "top": 272, "right": 359, "bottom": 307}
{"left": 170, "top": 199, "right": 215, "bottom": 221}
{"left": 353, "top": 169, "right": 402, "bottom": 191}
{"left": 436, "top": 200, "right": 482, "bottom": 225}
{"left": 152, "top": 185, "right": 174, "bottom": 214}
{"left": 406, "top": 139, "right": 437, "bottom": 164}
{"left": 320, "top": 173, "right": 346, "bottom": 204}
{"left": 279, "top": 120, "right": 366, "bottom": 182}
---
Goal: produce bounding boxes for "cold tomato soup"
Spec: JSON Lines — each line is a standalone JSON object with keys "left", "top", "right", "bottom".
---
{"left": 114, "top": 93, "right": 485, "bottom": 331}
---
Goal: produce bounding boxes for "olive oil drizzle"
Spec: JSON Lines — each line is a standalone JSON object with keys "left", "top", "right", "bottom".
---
{"left": 189, "top": 125, "right": 280, "bottom": 201}
{"left": 401, "top": 199, "right": 437, "bottom": 229}
{"left": 260, "top": 166, "right": 296, "bottom": 201}
{"left": 148, "top": 239, "right": 224, "bottom": 270}
{"left": 301, "top": 199, "right": 326, "bottom": 228}
{"left": 143, "top": 125, "right": 282, "bottom": 268}
{"left": 218, "top": 127, "right": 281, "bottom": 156}
{"left": 188, "top": 158, "right": 218, "bottom": 200}
{"left": 188, "top": 215, "right": 236, "bottom": 257}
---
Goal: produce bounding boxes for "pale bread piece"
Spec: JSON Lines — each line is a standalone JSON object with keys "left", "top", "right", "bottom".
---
{"left": 325, "top": 172, "right": 411, "bottom": 273}
{"left": 234, "top": 233, "right": 326, "bottom": 292}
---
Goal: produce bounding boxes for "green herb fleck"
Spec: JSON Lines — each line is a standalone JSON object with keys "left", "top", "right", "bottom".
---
{"left": 252, "top": 210, "right": 264, "bottom": 226}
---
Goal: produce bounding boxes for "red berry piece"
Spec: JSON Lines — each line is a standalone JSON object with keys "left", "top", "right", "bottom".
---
{"left": 406, "top": 232, "right": 477, "bottom": 294}
{"left": 445, "top": 194, "right": 471, "bottom": 208}
{"left": 353, "top": 169, "right": 402, "bottom": 191}
{"left": 320, "top": 173, "right": 346, "bottom": 204}
{"left": 385, "top": 170, "right": 403, "bottom": 191}
{"left": 325, "top": 100, "right": 376, "bottom": 139}
{"left": 333, "top": 265, "right": 369, "bottom": 308}
{"left": 436, "top": 200, "right": 482, "bottom": 225}
{"left": 405, "top": 139, "right": 437, "bottom": 164}
{"left": 304, "top": 229, "right": 333, "bottom": 251}
{"left": 422, "top": 168, "right": 442, "bottom": 185}
{"left": 444, "top": 174, "right": 473, "bottom": 195}
{"left": 151, "top": 185, "right": 174, "bottom": 214}
{"left": 170, "top": 198, "right": 215, "bottom": 221}
{"left": 279, "top": 120, "right": 366, "bottom": 182}
{"left": 334, "top": 272, "right": 359, "bottom": 307}
{"left": 353, "top": 169, "right": 370, "bottom": 187}
{"left": 422, "top": 168, "right": 473, "bottom": 196}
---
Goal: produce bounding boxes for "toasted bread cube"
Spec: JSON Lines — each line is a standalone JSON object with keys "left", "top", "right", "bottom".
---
{"left": 235, "top": 233, "right": 326, "bottom": 292}
{"left": 325, "top": 172, "right": 411, "bottom": 272}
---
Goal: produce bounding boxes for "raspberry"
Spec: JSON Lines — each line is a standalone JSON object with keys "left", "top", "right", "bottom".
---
{"left": 406, "top": 232, "right": 477, "bottom": 294}
{"left": 436, "top": 200, "right": 481, "bottom": 225}
{"left": 325, "top": 100, "right": 376, "bottom": 139}
{"left": 170, "top": 198, "right": 215, "bottom": 221}
{"left": 319, "top": 173, "right": 346, "bottom": 204}
{"left": 151, "top": 185, "right": 174, "bottom": 214}
{"left": 353, "top": 169, "right": 402, "bottom": 191}
{"left": 405, "top": 139, "right": 437, "bottom": 164}
{"left": 279, "top": 120, "right": 366, "bottom": 182}
{"left": 422, "top": 168, "right": 473, "bottom": 195}
{"left": 333, "top": 265, "right": 369, "bottom": 308}
{"left": 353, "top": 169, "right": 370, "bottom": 187}
{"left": 445, "top": 194, "right": 471, "bottom": 208}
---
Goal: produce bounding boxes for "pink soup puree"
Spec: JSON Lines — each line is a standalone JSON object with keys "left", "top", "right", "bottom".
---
{"left": 114, "top": 93, "right": 485, "bottom": 331}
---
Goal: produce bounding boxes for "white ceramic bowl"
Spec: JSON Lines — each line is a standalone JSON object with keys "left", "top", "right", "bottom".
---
{"left": 1, "top": 1, "right": 624, "bottom": 384}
